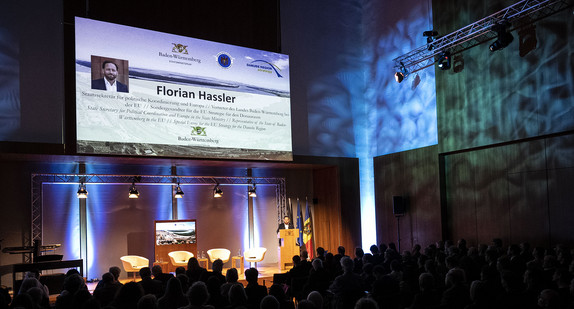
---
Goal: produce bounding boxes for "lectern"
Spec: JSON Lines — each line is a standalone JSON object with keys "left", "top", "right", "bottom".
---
{"left": 278, "top": 228, "right": 299, "bottom": 270}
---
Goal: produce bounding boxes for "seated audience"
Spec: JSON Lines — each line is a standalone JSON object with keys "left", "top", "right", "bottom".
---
{"left": 138, "top": 267, "right": 164, "bottom": 298}
{"left": 186, "top": 257, "right": 208, "bottom": 284}
{"left": 244, "top": 268, "right": 267, "bottom": 309}
{"left": 93, "top": 272, "right": 122, "bottom": 307}
{"left": 329, "top": 257, "right": 364, "bottom": 309}
{"left": 111, "top": 281, "right": 145, "bottom": 309}
{"left": 158, "top": 277, "right": 188, "bottom": 309}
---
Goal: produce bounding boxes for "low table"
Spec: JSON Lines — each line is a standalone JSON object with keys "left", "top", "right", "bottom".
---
{"left": 197, "top": 258, "right": 209, "bottom": 270}
{"left": 231, "top": 256, "right": 244, "bottom": 274}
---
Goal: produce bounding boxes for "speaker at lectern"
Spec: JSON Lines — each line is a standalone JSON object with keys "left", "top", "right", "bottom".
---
{"left": 278, "top": 228, "right": 299, "bottom": 270}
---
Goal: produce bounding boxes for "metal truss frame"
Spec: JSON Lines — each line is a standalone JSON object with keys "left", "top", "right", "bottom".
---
{"left": 393, "top": 0, "right": 573, "bottom": 75}
{"left": 30, "top": 173, "right": 286, "bottom": 252}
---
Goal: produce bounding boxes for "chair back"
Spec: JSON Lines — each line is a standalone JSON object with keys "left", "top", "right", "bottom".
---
{"left": 120, "top": 255, "right": 149, "bottom": 272}
{"left": 206, "top": 248, "right": 231, "bottom": 263}
{"left": 168, "top": 250, "right": 194, "bottom": 266}
{"left": 244, "top": 247, "right": 267, "bottom": 262}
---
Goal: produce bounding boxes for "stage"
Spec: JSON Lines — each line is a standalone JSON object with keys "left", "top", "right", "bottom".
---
{"left": 85, "top": 263, "right": 288, "bottom": 293}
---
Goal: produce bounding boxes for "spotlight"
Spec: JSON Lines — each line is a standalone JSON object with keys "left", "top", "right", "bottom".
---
{"left": 437, "top": 51, "right": 451, "bottom": 70}
{"left": 174, "top": 183, "right": 184, "bottom": 198}
{"left": 248, "top": 185, "right": 257, "bottom": 198}
{"left": 394, "top": 61, "right": 408, "bottom": 83}
{"left": 489, "top": 21, "right": 513, "bottom": 52}
{"left": 77, "top": 182, "right": 88, "bottom": 199}
{"left": 423, "top": 30, "right": 438, "bottom": 51}
{"left": 213, "top": 185, "right": 223, "bottom": 198}
{"left": 395, "top": 72, "right": 405, "bottom": 83}
{"left": 128, "top": 181, "right": 139, "bottom": 199}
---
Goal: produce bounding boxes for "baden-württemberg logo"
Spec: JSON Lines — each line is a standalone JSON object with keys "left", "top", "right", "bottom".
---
{"left": 172, "top": 43, "right": 189, "bottom": 54}
{"left": 191, "top": 126, "right": 207, "bottom": 136}
{"left": 216, "top": 52, "right": 233, "bottom": 69}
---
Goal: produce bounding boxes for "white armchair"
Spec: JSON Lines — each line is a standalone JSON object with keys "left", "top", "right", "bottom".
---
{"left": 120, "top": 255, "right": 149, "bottom": 280}
{"left": 206, "top": 248, "right": 231, "bottom": 264}
{"left": 244, "top": 247, "right": 267, "bottom": 267}
{"left": 168, "top": 250, "right": 194, "bottom": 267}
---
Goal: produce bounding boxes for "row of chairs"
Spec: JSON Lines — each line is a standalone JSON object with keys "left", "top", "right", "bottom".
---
{"left": 120, "top": 247, "right": 267, "bottom": 277}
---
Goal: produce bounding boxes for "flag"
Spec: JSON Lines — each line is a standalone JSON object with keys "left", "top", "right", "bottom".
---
{"left": 303, "top": 197, "right": 314, "bottom": 259}
{"left": 296, "top": 198, "right": 303, "bottom": 247}
{"left": 287, "top": 198, "right": 293, "bottom": 224}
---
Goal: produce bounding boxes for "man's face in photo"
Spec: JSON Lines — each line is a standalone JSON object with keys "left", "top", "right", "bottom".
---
{"left": 103, "top": 62, "right": 118, "bottom": 83}
{"left": 283, "top": 216, "right": 290, "bottom": 225}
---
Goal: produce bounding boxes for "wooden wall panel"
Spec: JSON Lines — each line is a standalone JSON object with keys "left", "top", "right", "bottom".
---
{"left": 444, "top": 134, "right": 574, "bottom": 249}
{"left": 337, "top": 158, "right": 362, "bottom": 254}
{"left": 444, "top": 152, "right": 478, "bottom": 245}
{"left": 472, "top": 147, "right": 510, "bottom": 247}
{"left": 507, "top": 171, "right": 549, "bottom": 246}
{"left": 548, "top": 168, "right": 574, "bottom": 245}
{"left": 374, "top": 145, "right": 441, "bottom": 251}
{"left": 313, "top": 167, "right": 341, "bottom": 254}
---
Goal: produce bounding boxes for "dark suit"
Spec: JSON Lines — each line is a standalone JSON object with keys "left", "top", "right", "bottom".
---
{"left": 277, "top": 222, "right": 294, "bottom": 246}
{"left": 276, "top": 222, "right": 294, "bottom": 233}
{"left": 92, "top": 78, "right": 129, "bottom": 92}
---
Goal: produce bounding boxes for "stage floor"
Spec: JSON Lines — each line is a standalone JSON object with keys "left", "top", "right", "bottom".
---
{"left": 85, "top": 263, "right": 289, "bottom": 293}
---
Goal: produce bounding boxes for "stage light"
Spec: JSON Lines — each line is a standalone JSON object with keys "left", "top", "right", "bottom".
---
{"left": 394, "top": 61, "right": 408, "bottom": 83}
{"left": 490, "top": 21, "right": 514, "bottom": 52}
{"left": 423, "top": 30, "right": 438, "bottom": 51}
{"left": 128, "top": 181, "right": 139, "bottom": 199}
{"left": 437, "top": 51, "right": 451, "bottom": 70}
{"left": 213, "top": 185, "right": 223, "bottom": 198}
{"left": 248, "top": 185, "right": 257, "bottom": 198}
{"left": 77, "top": 182, "right": 88, "bottom": 199}
{"left": 174, "top": 183, "right": 184, "bottom": 198}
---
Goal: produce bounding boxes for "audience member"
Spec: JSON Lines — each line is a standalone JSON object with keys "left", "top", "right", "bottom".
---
{"left": 95, "top": 266, "right": 123, "bottom": 290}
{"left": 354, "top": 247, "right": 365, "bottom": 274}
{"left": 244, "top": 268, "right": 267, "bottom": 309}
{"left": 138, "top": 267, "right": 164, "bottom": 298}
{"left": 201, "top": 259, "right": 226, "bottom": 285}
{"left": 93, "top": 272, "right": 122, "bottom": 307}
{"left": 354, "top": 297, "right": 379, "bottom": 309}
{"left": 221, "top": 268, "right": 242, "bottom": 299}
{"left": 295, "top": 300, "right": 316, "bottom": 309}
{"left": 152, "top": 265, "right": 174, "bottom": 291}
{"left": 329, "top": 257, "right": 364, "bottom": 309}
{"left": 306, "top": 291, "right": 323, "bottom": 309}
{"left": 187, "top": 257, "right": 208, "bottom": 284}
{"left": 408, "top": 273, "right": 440, "bottom": 309}
{"left": 55, "top": 273, "right": 87, "bottom": 309}
{"left": 302, "top": 259, "right": 330, "bottom": 299}
{"left": 158, "top": 277, "right": 188, "bottom": 309}
{"left": 206, "top": 276, "right": 229, "bottom": 309}
{"left": 259, "top": 295, "right": 279, "bottom": 309}
{"left": 227, "top": 283, "right": 248, "bottom": 309}
{"left": 268, "top": 284, "right": 295, "bottom": 309}
{"left": 181, "top": 281, "right": 213, "bottom": 309}
{"left": 137, "top": 294, "right": 158, "bottom": 309}
{"left": 440, "top": 268, "right": 470, "bottom": 309}
{"left": 111, "top": 281, "right": 145, "bottom": 309}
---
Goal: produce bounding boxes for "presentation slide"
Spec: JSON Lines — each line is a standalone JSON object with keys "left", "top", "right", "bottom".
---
{"left": 75, "top": 17, "right": 292, "bottom": 160}
{"left": 155, "top": 220, "right": 196, "bottom": 245}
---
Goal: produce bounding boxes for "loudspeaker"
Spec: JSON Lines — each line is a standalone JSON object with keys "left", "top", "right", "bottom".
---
{"left": 393, "top": 196, "right": 405, "bottom": 215}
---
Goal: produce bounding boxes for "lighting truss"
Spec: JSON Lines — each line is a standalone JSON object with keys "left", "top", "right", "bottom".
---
{"left": 30, "top": 173, "right": 286, "bottom": 253}
{"left": 393, "top": 0, "right": 573, "bottom": 75}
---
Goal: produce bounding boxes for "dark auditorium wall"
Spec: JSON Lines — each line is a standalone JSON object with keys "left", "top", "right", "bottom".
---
{"left": 435, "top": 0, "right": 574, "bottom": 247}
{"left": 435, "top": 0, "right": 574, "bottom": 153}
{"left": 444, "top": 134, "right": 574, "bottom": 248}
{"left": 373, "top": 0, "right": 574, "bottom": 249}
{"left": 374, "top": 145, "right": 441, "bottom": 251}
